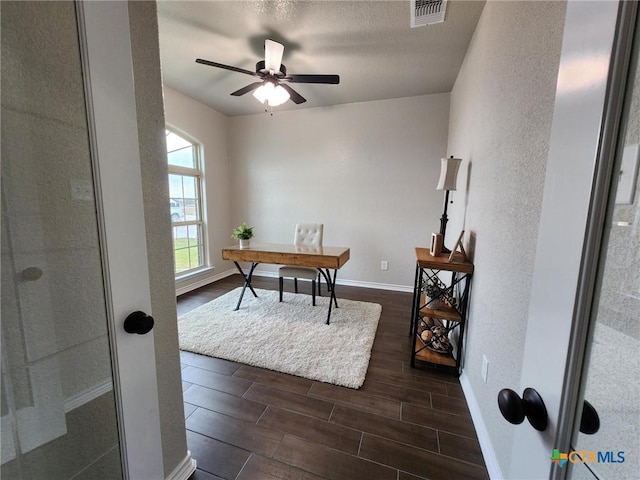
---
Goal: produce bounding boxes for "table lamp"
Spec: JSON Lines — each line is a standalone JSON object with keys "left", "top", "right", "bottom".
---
{"left": 436, "top": 156, "right": 462, "bottom": 253}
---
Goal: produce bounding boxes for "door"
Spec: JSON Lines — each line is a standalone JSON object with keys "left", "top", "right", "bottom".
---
{"left": 504, "top": 1, "right": 638, "bottom": 479}
{"left": 1, "top": 1, "right": 163, "bottom": 479}
{"left": 566, "top": 12, "right": 640, "bottom": 480}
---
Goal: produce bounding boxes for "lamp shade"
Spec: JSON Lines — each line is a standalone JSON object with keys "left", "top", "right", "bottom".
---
{"left": 436, "top": 157, "right": 462, "bottom": 191}
{"left": 253, "top": 81, "right": 290, "bottom": 107}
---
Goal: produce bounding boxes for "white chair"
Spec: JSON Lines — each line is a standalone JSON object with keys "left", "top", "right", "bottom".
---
{"left": 279, "top": 224, "right": 323, "bottom": 305}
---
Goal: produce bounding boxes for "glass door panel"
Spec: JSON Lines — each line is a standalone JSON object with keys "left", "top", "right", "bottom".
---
{"left": 1, "top": 2, "right": 122, "bottom": 479}
{"left": 567, "top": 13, "right": 640, "bottom": 480}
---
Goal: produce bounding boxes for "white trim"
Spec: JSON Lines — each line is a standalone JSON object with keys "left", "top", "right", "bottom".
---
{"left": 176, "top": 268, "right": 234, "bottom": 296}
{"left": 64, "top": 380, "right": 113, "bottom": 413}
{"left": 252, "top": 270, "right": 414, "bottom": 293}
{"left": 459, "top": 371, "right": 503, "bottom": 480}
{"left": 78, "top": 2, "right": 164, "bottom": 478}
{"left": 165, "top": 451, "right": 197, "bottom": 480}
{"left": 333, "top": 277, "right": 413, "bottom": 293}
{"left": 177, "top": 269, "right": 414, "bottom": 296}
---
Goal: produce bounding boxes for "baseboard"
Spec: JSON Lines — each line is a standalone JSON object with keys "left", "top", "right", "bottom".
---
{"left": 166, "top": 451, "right": 196, "bottom": 480}
{"left": 459, "top": 371, "right": 503, "bottom": 479}
{"left": 252, "top": 270, "right": 413, "bottom": 293}
{"left": 176, "top": 268, "right": 234, "bottom": 296}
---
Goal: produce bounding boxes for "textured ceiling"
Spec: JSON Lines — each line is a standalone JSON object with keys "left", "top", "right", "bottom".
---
{"left": 157, "top": 1, "right": 485, "bottom": 116}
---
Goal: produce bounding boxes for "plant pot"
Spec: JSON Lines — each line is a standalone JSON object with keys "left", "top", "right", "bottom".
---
{"left": 239, "top": 239, "right": 250, "bottom": 249}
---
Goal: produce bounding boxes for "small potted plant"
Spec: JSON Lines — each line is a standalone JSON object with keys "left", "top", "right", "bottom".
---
{"left": 422, "top": 281, "right": 443, "bottom": 309}
{"left": 231, "top": 223, "right": 254, "bottom": 249}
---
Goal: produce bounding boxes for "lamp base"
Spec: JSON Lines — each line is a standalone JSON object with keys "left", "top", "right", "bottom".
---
{"left": 440, "top": 246, "right": 451, "bottom": 254}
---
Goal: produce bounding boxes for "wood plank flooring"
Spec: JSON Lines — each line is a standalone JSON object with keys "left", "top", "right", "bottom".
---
{"left": 180, "top": 275, "right": 488, "bottom": 480}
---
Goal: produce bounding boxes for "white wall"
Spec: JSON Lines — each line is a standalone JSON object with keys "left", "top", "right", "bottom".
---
{"left": 163, "top": 86, "right": 233, "bottom": 292}
{"left": 446, "top": 1, "right": 567, "bottom": 475}
{"left": 228, "top": 94, "right": 450, "bottom": 288}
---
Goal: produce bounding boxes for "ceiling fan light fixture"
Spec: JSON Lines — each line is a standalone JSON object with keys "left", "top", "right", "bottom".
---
{"left": 252, "top": 81, "right": 290, "bottom": 107}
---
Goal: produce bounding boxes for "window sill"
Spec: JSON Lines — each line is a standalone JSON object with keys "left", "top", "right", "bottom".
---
{"left": 175, "top": 267, "right": 216, "bottom": 296}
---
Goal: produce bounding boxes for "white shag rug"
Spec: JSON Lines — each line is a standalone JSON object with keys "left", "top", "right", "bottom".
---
{"left": 178, "top": 287, "right": 382, "bottom": 389}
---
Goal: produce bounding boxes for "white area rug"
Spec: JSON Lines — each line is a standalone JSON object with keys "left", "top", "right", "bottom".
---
{"left": 178, "top": 287, "right": 382, "bottom": 389}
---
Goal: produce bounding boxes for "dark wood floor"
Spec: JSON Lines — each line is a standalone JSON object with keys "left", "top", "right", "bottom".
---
{"left": 180, "top": 275, "right": 488, "bottom": 480}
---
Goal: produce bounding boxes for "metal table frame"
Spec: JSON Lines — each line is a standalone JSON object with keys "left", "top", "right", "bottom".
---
{"left": 222, "top": 243, "right": 350, "bottom": 325}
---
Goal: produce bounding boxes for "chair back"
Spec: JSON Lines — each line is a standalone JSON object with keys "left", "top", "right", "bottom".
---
{"left": 294, "top": 223, "right": 323, "bottom": 247}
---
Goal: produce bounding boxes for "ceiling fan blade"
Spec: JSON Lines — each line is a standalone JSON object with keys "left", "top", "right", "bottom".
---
{"left": 195, "top": 58, "right": 257, "bottom": 77}
{"left": 230, "top": 82, "right": 264, "bottom": 97}
{"left": 264, "top": 39, "right": 284, "bottom": 73}
{"left": 284, "top": 74, "right": 340, "bottom": 84}
{"left": 279, "top": 84, "right": 306, "bottom": 104}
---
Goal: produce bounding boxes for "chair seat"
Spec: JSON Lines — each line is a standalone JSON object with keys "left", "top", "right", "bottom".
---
{"left": 279, "top": 266, "right": 318, "bottom": 280}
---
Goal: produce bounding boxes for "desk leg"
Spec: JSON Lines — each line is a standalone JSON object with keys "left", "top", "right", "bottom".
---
{"left": 233, "top": 261, "right": 258, "bottom": 311}
{"left": 326, "top": 269, "right": 339, "bottom": 325}
{"left": 318, "top": 269, "right": 334, "bottom": 300}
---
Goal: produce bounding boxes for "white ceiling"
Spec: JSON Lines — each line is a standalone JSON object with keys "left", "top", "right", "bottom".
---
{"left": 157, "top": 0, "right": 485, "bottom": 117}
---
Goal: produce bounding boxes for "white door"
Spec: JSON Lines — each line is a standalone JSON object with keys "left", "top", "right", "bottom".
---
{"left": 564, "top": 9, "right": 640, "bottom": 480}
{"left": 504, "top": 1, "right": 639, "bottom": 479}
{"left": 1, "top": 1, "right": 163, "bottom": 479}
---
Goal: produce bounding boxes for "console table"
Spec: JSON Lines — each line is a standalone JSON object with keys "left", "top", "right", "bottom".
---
{"left": 410, "top": 248, "right": 474, "bottom": 375}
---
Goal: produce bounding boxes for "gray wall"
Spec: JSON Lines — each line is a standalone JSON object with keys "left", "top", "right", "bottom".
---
{"left": 129, "top": 2, "right": 189, "bottom": 476}
{"left": 446, "top": 1, "right": 567, "bottom": 474}
{"left": 164, "top": 92, "right": 451, "bottom": 289}
{"left": 228, "top": 94, "right": 451, "bottom": 288}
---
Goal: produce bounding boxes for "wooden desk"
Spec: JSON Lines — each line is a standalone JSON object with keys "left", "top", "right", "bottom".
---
{"left": 222, "top": 243, "right": 350, "bottom": 324}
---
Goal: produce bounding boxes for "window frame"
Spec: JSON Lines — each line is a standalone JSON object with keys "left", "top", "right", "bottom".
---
{"left": 165, "top": 128, "right": 207, "bottom": 278}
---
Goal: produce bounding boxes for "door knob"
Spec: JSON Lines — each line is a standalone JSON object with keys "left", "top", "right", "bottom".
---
{"left": 579, "top": 400, "right": 600, "bottom": 434}
{"left": 498, "top": 387, "right": 548, "bottom": 431}
{"left": 21, "top": 267, "right": 43, "bottom": 281}
{"left": 124, "top": 311, "right": 154, "bottom": 335}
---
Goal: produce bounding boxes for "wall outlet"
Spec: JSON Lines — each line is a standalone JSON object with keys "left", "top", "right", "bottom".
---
{"left": 481, "top": 355, "right": 489, "bottom": 384}
{"left": 381, "top": 261, "right": 388, "bottom": 271}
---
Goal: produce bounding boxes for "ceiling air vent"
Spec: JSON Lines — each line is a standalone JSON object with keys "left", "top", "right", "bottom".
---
{"left": 411, "top": 0, "right": 447, "bottom": 28}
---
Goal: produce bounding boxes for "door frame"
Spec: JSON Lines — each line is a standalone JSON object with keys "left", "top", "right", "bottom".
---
{"left": 507, "top": 0, "right": 638, "bottom": 478}
{"left": 77, "top": 1, "right": 164, "bottom": 478}
{"left": 554, "top": 2, "right": 639, "bottom": 478}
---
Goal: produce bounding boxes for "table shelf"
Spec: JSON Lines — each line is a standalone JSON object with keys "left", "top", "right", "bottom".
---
{"left": 414, "top": 339, "right": 457, "bottom": 367}
{"left": 419, "top": 305, "right": 462, "bottom": 323}
{"left": 410, "top": 248, "right": 473, "bottom": 375}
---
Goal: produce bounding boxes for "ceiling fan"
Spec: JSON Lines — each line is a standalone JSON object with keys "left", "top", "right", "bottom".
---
{"left": 195, "top": 39, "right": 340, "bottom": 108}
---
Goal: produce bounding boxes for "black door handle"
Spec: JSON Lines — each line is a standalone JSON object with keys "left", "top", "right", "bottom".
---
{"left": 579, "top": 400, "right": 600, "bottom": 434}
{"left": 498, "top": 387, "right": 548, "bottom": 431}
{"left": 124, "top": 311, "right": 154, "bottom": 335}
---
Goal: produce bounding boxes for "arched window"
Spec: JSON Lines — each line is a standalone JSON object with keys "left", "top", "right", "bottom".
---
{"left": 165, "top": 129, "right": 206, "bottom": 276}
